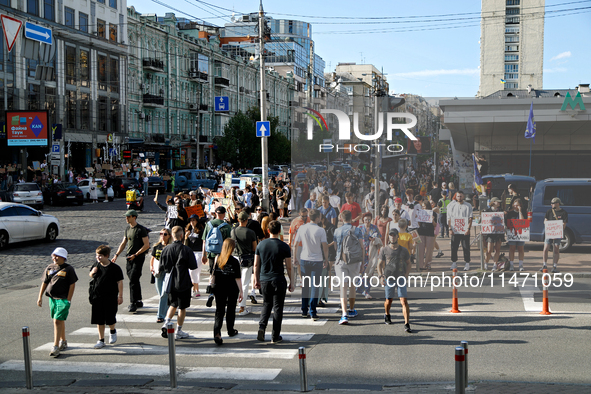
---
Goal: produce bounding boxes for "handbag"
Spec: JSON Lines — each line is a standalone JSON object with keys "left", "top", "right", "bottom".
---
{"left": 162, "top": 271, "right": 174, "bottom": 294}
{"left": 239, "top": 253, "right": 255, "bottom": 268}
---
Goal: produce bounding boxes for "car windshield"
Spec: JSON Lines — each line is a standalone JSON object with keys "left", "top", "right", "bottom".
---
{"left": 15, "top": 184, "right": 40, "bottom": 191}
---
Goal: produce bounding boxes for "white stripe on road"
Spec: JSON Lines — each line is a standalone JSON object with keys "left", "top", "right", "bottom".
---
{"left": 115, "top": 314, "right": 328, "bottom": 325}
{"left": 70, "top": 327, "right": 315, "bottom": 342}
{"left": 138, "top": 302, "right": 339, "bottom": 314}
{"left": 0, "top": 360, "right": 280, "bottom": 380}
{"left": 34, "top": 342, "right": 298, "bottom": 359}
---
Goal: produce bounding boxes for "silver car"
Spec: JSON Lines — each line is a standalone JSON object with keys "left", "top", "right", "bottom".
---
{"left": 0, "top": 202, "right": 60, "bottom": 249}
{"left": 9, "top": 183, "right": 44, "bottom": 210}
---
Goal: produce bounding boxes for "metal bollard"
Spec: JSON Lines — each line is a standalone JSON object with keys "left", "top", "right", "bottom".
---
{"left": 298, "top": 347, "right": 308, "bottom": 392}
{"left": 22, "top": 327, "right": 33, "bottom": 389}
{"left": 455, "top": 346, "right": 465, "bottom": 394}
{"left": 167, "top": 323, "right": 177, "bottom": 388}
{"left": 461, "top": 341, "right": 468, "bottom": 388}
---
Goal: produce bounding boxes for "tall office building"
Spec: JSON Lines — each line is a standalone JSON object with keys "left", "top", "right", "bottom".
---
{"left": 479, "top": 0, "right": 545, "bottom": 97}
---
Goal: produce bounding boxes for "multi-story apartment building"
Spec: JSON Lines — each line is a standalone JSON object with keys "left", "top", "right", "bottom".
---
{"left": 479, "top": 0, "right": 544, "bottom": 96}
{"left": 126, "top": 9, "right": 293, "bottom": 168}
{"left": 0, "top": 0, "right": 127, "bottom": 172}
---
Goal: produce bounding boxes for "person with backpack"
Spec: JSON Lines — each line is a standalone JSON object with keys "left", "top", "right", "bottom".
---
{"left": 231, "top": 211, "right": 258, "bottom": 316}
{"left": 333, "top": 210, "right": 364, "bottom": 325}
{"left": 202, "top": 206, "right": 232, "bottom": 307}
{"left": 294, "top": 209, "right": 328, "bottom": 321}
{"left": 377, "top": 229, "right": 412, "bottom": 333}
{"left": 112, "top": 210, "right": 150, "bottom": 313}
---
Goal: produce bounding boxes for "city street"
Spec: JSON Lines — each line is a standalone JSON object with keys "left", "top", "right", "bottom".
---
{"left": 0, "top": 200, "right": 590, "bottom": 391}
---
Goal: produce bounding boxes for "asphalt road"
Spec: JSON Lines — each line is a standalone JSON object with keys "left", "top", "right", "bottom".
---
{"left": 0, "top": 199, "right": 590, "bottom": 387}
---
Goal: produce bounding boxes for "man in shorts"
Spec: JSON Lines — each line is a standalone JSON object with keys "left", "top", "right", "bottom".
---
{"left": 542, "top": 197, "right": 568, "bottom": 273}
{"left": 37, "top": 247, "right": 78, "bottom": 357}
{"left": 377, "top": 229, "right": 412, "bottom": 333}
{"left": 160, "top": 226, "right": 198, "bottom": 339}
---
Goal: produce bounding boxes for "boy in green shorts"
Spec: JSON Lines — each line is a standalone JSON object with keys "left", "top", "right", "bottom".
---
{"left": 37, "top": 247, "right": 78, "bottom": 358}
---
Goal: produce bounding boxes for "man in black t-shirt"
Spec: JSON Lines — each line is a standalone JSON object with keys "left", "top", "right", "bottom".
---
{"left": 112, "top": 210, "right": 150, "bottom": 313}
{"left": 542, "top": 197, "right": 568, "bottom": 273}
{"left": 232, "top": 211, "right": 258, "bottom": 316}
{"left": 428, "top": 181, "right": 441, "bottom": 206}
{"left": 254, "top": 220, "right": 293, "bottom": 343}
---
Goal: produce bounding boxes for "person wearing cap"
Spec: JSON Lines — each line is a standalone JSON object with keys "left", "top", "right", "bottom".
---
{"left": 37, "top": 247, "right": 78, "bottom": 358}
{"left": 377, "top": 229, "right": 412, "bottom": 333}
{"left": 112, "top": 210, "right": 150, "bottom": 313}
{"left": 502, "top": 184, "right": 521, "bottom": 212}
{"left": 202, "top": 206, "right": 232, "bottom": 306}
{"left": 437, "top": 190, "right": 451, "bottom": 238}
{"left": 185, "top": 214, "right": 205, "bottom": 298}
{"left": 484, "top": 197, "right": 505, "bottom": 271}
{"left": 231, "top": 211, "right": 258, "bottom": 316}
{"left": 392, "top": 197, "right": 411, "bottom": 223}
{"left": 542, "top": 197, "right": 568, "bottom": 273}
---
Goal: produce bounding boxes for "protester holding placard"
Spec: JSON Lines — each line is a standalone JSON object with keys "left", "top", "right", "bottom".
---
{"left": 447, "top": 190, "right": 473, "bottom": 271}
{"left": 483, "top": 197, "right": 505, "bottom": 271}
{"left": 506, "top": 198, "right": 528, "bottom": 272}
{"left": 542, "top": 197, "right": 568, "bottom": 273}
{"left": 416, "top": 200, "right": 437, "bottom": 271}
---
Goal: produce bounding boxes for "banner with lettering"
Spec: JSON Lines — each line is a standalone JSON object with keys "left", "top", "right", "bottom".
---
{"left": 506, "top": 219, "right": 530, "bottom": 242}
{"left": 481, "top": 212, "right": 505, "bottom": 234}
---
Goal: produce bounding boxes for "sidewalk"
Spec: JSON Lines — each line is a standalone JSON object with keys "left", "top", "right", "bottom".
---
{"left": 1, "top": 379, "right": 590, "bottom": 393}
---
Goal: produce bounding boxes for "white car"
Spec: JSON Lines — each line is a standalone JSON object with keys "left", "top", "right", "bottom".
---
{"left": 9, "top": 182, "right": 44, "bottom": 210}
{"left": 0, "top": 202, "right": 60, "bottom": 249}
{"left": 77, "top": 179, "right": 114, "bottom": 201}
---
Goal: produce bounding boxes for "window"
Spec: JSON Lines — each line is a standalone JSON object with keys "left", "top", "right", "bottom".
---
{"left": 27, "top": 0, "right": 39, "bottom": 16}
{"left": 543, "top": 185, "right": 591, "bottom": 206}
{"left": 66, "top": 90, "right": 76, "bottom": 128}
{"left": 505, "top": 35, "right": 519, "bottom": 42}
{"left": 98, "top": 54, "right": 107, "bottom": 90}
{"left": 507, "top": 0, "right": 520, "bottom": 5}
{"left": 97, "top": 19, "right": 106, "bottom": 38}
{"left": 505, "top": 54, "right": 519, "bottom": 61}
{"left": 0, "top": 0, "right": 10, "bottom": 6}
{"left": 79, "top": 13, "right": 89, "bottom": 32}
{"left": 111, "top": 99, "right": 119, "bottom": 131}
{"left": 505, "top": 45, "right": 519, "bottom": 52}
{"left": 506, "top": 16, "right": 520, "bottom": 24}
{"left": 505, "top": 64, "right": 518, "bottom": 72}
{"left": 65, "top": 45, "right": 76, "bottom": 85}
{"left": 506, "top": 8, "right": 520, "bottom": 15}
{"left": 80, "top": 49, "right": 89, "bottom": 87}
{"left": 504, "top": 73, "right": 518, "bottom": 80}
{"left": 505, "top": 82, "right": 518, "bottom": 89}
{"left": 109, "top": 0, "right": 117, "bottom": 9}
{"left": 110, "top": 57, "right": 119, "bottom": 93}
{"left": 65, "top": 7, "right": 75, "bottom": 28}
{"left": 505, "top": 26, "right": 520, "bottom": 33}
{"left": 98, "top": 97, "right": 107, "bottom": 131}
{"left": 97, "top": 0, "right": 105, "bottom": 3}
{"left": 80, "top": 93, "right": 89, "bottom": 130}
{"left": 43, "top": 0, "right": 55, "bottom": 21}
{"left": 109, "top": 23, "right": 117, "bottom": 42}
{"left": 27, "top": 84, "right": 40, "bottom": 110}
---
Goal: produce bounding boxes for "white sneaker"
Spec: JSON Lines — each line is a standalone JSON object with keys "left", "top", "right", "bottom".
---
{"left": 491, "top": 264, "right": 497, "bottom": 272}
{"left": 519, "top": 266, "right": 525, "bottom": 272}
{"left": 94, "top": 340, "right": 106, "bottom": 349}
{"left": 463, "top": 263, "right": 470, "bottom": 271}
{"left": 176, "top": 329, "right": 189, "bottom": 339}
{"left": 510, "top": 263, "right": 515, "bottom": 271}
{"left": 109, "top": 332, "right": 117, "bottom": 344}
{"left": 58, "top": 339, "right": 67, "bottom": 351}
{"left": 49, "top": 346, "right": 60, "bottom": 357}
{"left": 484, "top": 264, "right": 488, "bottom": 271}
{"left": 238, "top": 308, "right": 250, "bottom": 316}
{"left": 451, "top": 262, "right": 457, "bottom": 270}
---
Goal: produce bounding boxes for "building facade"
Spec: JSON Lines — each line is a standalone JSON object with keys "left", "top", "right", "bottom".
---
{"left": 479, "top": 0, "right": 544, "bottom": 97}
{"left": 0, "top": 0, "right": 127, "bottom": 173}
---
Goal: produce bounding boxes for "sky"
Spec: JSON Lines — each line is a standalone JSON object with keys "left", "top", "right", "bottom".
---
{"left": 129, "top": 0, "right": 591, "bottom": 98}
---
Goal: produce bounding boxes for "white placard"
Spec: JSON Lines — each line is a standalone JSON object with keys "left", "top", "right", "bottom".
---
{"left": 545, "top": 220, "right": 563, "bottom": 240}
{"left": 167, "top": 205, "right": 178, "bottom": 219}
{"left": 506, "top": 219, "right": 530, "bottom": 242}
{"left": 451, "top": 218, "right": 469, "bottom": 234}
{"left": 416, "top": 209, "right": 433, "bottom": 223}
{"left": 481, "top": 212, "right": 505, "bottom": 235}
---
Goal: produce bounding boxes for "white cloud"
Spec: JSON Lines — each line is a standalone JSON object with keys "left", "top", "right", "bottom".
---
{"left": 550, "top": 51, "right": 571, "bottom": 61}
{"left": 392, "top": 69, "right": 479, "bottom": 78}
{"left": 544, "top": 67, "right": 567, "bottom": 73}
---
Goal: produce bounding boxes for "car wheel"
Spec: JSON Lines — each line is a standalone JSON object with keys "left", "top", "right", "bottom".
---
{"left": 77, "top": 200, "right": 84, "bottom": 206}
{"left": 0, "top": 231, "right": 8, "bottom": 249}
{"left": 45, "top": 224, "right": 58, "bottom": 242}
{"left": 559, "top": 229, "right": 573, "bottom": 253}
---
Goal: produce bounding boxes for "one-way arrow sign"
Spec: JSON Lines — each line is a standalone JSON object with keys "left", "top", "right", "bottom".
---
{"left": 24, "top": 22, "right": 52, "bottom": 45}
{"left": 256, "top": 121, "right": 270, "bottom": 137}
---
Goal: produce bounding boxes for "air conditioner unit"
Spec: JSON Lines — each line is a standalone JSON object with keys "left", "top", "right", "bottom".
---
{"left": 139, "top": 113, "right": 145, "bottom": 119}
{"left": 189, "top": 104, "right": 198, "bottom": 110}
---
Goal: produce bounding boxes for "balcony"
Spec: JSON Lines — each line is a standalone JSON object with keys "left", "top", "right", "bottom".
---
{"left": 214, "top": 76, "right": 230, "bottom": 88}
{"left": 143, "top": 94, "right": 164, "bottom": 107}
{"left": 143, "top": 58, "right": 165, "bottom": 72}
{"left": 188, "top": 70, "right": 208, "bottom": 82}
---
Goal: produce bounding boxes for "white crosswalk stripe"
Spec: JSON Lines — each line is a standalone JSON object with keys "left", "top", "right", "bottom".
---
{"left": 139, "top": 301, "right": 340, "bottom": 314}
{"left": 0, "top": 360, "right": 281, "bottom": 380}
{"left": 116, "top": 314, "right": 328, "bottom": 325}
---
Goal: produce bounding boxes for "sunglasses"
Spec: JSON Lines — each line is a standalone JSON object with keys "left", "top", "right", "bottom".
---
{"left": 256, "top": 209, "right": 262, "bottom": 211}
{"left": 160, "top": 233, "right": 169, "bottom": 236}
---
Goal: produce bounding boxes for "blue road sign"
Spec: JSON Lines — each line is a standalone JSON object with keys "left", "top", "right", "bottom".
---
{"left": 24, "top": 22, "right": 53, "bottom": 45}
{"left": 256, "top": 121, "right": 270, "bottom": 137}
{"left": 109, "top": 148, "right": 117, "bottom": 156}
{"left": 51, "top": 144, "right": 60, "bottom": 153}
{"left": 214, "top": 96, "right": 229, "bottom": 112}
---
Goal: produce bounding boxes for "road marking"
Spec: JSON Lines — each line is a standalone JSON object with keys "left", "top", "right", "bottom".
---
{"left": 115, "top": 314, "right": 328, "bottom": 325}
{"left": 518, "top": 279, "right": 548, "bottom": 312}
{"left": 34, "top": 342, "right": 298, "bottom": 359}
{"left": 70, "top": 328, "right": 315, "bottom": 342}
{"left": 0, "top": 360, "right": 280, "bottom": 380}
{"left": 138, "top": 302, "right": 339, "bottom": 314}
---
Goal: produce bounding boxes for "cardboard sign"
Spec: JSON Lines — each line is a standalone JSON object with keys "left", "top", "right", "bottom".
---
{"left": 102, "top": 164, "right": 113, "bottom": 170}
{"left": 185, "top": 204, "right": 204, "bottom": 218}
{"left": 545, "top": 220, "right": 563, "bottom": 239}
{"left": 167, "top": 205, "right": 178, "bottom": 219}
{"left": 0, "top": 168, "right": 5, "bottom": 173}
{"left": 507, "top": 219, "right": 530, "bottom": 242}
{"left": 7, "top": 166, "right": 15, "bottom": 172}
{"left": 410, "top": 230, "right": 421, "bottom": 244}
{"left": 163, "top": 175, "right": 170, "bottom": 180}
{"left": 451, "top": 218, "right": 469, "bottom": 234}
{"left": 115, "top": 171, "right": 123, "bottom": 177}
{"left": 416, "top": 209, "right": 433, "bottom": 223}
{"left": 481, "top": 212, "right": 505, "bottom": 234}
{"left": 213, "top": 192, "right": 225, "bottom": 198}
{"left": 225, "top": 174, "right": 232, "bottom": 189}
{"left": 221, "top": 198, "right": 232, "bottom": 208}
{"left": 85, "top": 167, "right": 94, "bottom": 173}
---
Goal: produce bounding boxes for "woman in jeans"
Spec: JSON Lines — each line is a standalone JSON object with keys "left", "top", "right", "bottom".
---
{"left": 211, "top": 239, "right": 243, "bottom": 345}
{"left": 149, "top": 228, "right": 172, "bottom": 323}
{"left": 185, "top": 214, "right": 204, "bottom": 298}
{"left": 417, "top": 200, "right": 437, "bottom": 270}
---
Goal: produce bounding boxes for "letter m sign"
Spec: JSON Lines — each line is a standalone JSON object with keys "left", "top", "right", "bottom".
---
{"left": 561, "top": 91, "right": 586, "bottom": 111}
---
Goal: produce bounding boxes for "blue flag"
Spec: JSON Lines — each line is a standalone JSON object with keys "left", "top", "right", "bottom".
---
{"left": 473, "top": 154, "right": 483, "bottom": 194}
{"left": 525, "top": 102, "right": 536, "bottom": 143}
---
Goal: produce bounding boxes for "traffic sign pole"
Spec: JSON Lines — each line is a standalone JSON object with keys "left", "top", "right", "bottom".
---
{"left": 259, "top": 1, "right": 269, "bottom": 213}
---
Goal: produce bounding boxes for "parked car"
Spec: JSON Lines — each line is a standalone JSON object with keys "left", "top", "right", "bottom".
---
{"left": 530, "top": 178, "right": 591, "bottom": 252}
{"left": 0, "top": 202, "right": 60, "bottom": 249}
{"left": 77, "top": 179, "right": 114, "bottom": 201}
{"left": 240, "top": 174, "right": 261, "bottom": 184}
{"left": 482, "top": 174, "right": 537, "bottom": 209}
{"left": 43, "top": 183, "right": 84, "bottom": 206}
{"left": 174, "top": 169, "right": 217, "bottom": 191}
{"left": 147, "top": 176, "right": 166, "bottom": 195}
{"left": 8, "top": 183, "right": 44, "bottom": 210}
{"left": 112, "top": 177, "right": 141, "bottom": 198}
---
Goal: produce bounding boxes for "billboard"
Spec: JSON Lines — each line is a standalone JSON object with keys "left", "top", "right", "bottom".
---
{"left": 6, "top": 111, "right": 49, "bottom": 147}
{"left": 407, "top": 136, "right": 431, "bottom": 154}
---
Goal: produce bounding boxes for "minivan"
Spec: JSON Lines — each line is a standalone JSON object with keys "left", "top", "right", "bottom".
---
{"left": 174, "top": 169, "right": 217, "bottom": 191}
{"left": 530, "top": 178, "right": 591, "bottom": 252}
{"left": 482, "top": 174, "right": 537, "bottom": 208}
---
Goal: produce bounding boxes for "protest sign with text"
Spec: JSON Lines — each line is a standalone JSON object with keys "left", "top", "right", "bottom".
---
{"left": 481, "top": 212, "right": 505, "bottom": 234}
{"left": 507, "top": 219, "right": 530, "bottom": 242}
{"left": 545, "top": 220, "right": 563, "bottom": 239}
